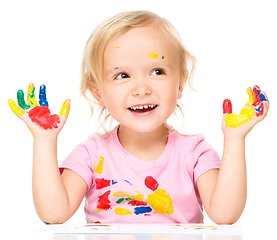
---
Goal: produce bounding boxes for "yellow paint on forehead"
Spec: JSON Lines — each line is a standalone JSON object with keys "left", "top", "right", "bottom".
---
{"left": 115, "top": 46, "right": 120, "bottom": 48}
{"left": 149, "top": 53, "right": 159, "bottom": 58}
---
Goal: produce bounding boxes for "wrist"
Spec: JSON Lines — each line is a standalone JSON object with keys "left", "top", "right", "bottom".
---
{"left": 33, "top": 135, "right": 58, "bottom": 143}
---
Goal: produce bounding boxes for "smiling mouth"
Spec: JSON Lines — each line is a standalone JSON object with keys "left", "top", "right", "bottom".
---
{"left": 128, "top": 104, "right": 158, "bottom": 113}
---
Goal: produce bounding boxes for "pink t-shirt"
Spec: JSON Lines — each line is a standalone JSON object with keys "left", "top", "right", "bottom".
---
{"left": 60, "top": 125, "right": 221, "bottom": 224}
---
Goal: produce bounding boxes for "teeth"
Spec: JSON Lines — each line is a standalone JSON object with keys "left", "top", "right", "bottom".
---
{"left": 130, "top": 104, "right": 157, "bottom": 110}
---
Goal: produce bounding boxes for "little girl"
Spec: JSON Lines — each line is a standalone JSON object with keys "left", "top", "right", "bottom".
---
{"left": 8, "top": 10, "right": 269, "bottom": 224}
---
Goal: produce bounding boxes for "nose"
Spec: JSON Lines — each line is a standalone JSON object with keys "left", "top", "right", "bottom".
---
{"left": 131, "top": 78, "right": 152, "bottom": 96}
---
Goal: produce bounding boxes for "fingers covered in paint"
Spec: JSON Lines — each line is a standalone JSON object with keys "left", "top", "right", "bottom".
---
{"left": 59, "top": 99, "right": 70, "bottom": 119}
{"left": 223, "top": 99, "right": 232, "bottom": 114}
{"left": 39, "top": 84, "right": 49, "bottom": 106}
{"left": 8, "top": 99, "right": 25, "bottom": 116}
{"left": 27, "top": 83, "right": 39, "bottom": 106}
{"left": 9, "top": 83, "right": 70, "bottom": 131}
{"left": 223, "top": 85, "right": 269, "bottom": 128}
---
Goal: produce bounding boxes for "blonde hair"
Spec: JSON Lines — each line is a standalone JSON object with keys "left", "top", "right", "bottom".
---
{"left": 80, "top": 10, "right": 197, "bottom": 133}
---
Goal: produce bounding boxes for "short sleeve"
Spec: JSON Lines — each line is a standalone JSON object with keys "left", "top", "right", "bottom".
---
{"left": 193, "top": 135, "right": 221, "bottom": 183}
{"left": 59, "top": 142, "right": 95, "bottom": 191}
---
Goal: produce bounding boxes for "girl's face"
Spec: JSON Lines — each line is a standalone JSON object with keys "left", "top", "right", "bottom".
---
{"left": 98, "top": 25, "right": 184, "bottom": 134}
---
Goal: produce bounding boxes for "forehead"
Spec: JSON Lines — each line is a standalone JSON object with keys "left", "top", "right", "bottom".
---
{"left": 103, "top": 26, "right": 179, "bottom": 65}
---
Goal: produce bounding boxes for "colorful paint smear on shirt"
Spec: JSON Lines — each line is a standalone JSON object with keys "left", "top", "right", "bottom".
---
{"left": 145, "top": 176, "right": 159, "bottom": 191}
{"left": 94, "top": 156, "right": 105, "bottom": 174}
{"left": 114, "top": 207, "right": 133, "bottom": 216}
{"left": 96, "top": 178, "right": 111, "bottom": 189}
{"left": 224, "top": 85, "right": 268, "bottom": 128}
{"left": 113, "top": 191, "right": 144, "bottom": 201}
{"left": 28, "top": 106, "right": 60, "bottom": 130}
{"left": 128, "top": 200, "right": 147, "bottom": 206}
{"left": 97, "top": 190, "right": 111, "bottom": 212}
{"left": 134, "top": 206, "right": 152, "bottom": 215}
{"left": 146, "top": 189, "right": 174, "bottom": 215}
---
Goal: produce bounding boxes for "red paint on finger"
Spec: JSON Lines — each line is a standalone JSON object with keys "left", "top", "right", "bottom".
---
{"left": 223, "top": 99, "right": 232, "bottom": 114}
{"left": 28, "top": 106, "right": 60, "bottom": 130}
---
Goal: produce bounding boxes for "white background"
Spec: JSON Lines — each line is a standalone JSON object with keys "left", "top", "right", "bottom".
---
{"left": 1, "top": 0, "right": 276, "bottom": 239}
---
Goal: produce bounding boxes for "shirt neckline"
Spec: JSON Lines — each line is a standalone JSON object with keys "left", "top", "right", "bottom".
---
{"left": 112, "top": 124, "right": 174, "bottom": 166}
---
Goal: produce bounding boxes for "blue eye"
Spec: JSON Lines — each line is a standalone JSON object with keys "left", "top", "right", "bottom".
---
{"left": 151, "top": 69, "right": 165, "bottom": 76}
{"left": 115, "top": 73, "right": 130, "bottom": 79}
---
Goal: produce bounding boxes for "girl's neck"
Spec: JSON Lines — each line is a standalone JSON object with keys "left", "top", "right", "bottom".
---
{"left": 117, "top": 123, "right": 169, "bottom": 162}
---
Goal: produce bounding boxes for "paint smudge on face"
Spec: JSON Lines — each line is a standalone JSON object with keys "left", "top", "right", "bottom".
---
{"left": 145, "top": 176, "right": 159, "bottom": 191}
{"left": 146, "top": 189, "right": 174, "bottom": 215}
{"left": 28, "top": 106, "right": 60, "bottom": 130}
{"left": 116, "top": 46, "right": 120, "bottom": 48}
{"left": 149, "top": 53, "right": 159, "bottom": 59}
{"left": 134, "top": 206, "right": 152, "bottom": 215}
{"left": 96, "top": 178, "right": 111, "bottom": 189}
{"left": 97, "top": 190, "right": 111, "bottom": 212}
{"left": 111, "top": 67, "right": 119, "bottom": 72}
{"left": 114, "top": 207, "right": 133, "bottom": 216}
{"left": 149, "top": 53, "right": 166, "bottom": 61}
{"left": 94, "top": 156, "right": 105, "bottom": 174}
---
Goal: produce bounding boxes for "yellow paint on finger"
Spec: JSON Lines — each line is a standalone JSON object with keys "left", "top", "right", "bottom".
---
{"left": 149, "top": 53, "right": 159, "bottom": 59}
{"left": 27, "top": 83, "right": 39, "bottom": 106}
{"left": 225, "top": 106, "right": 256, "bottom": 128}
{"left": 94, "top": 156, "right": 105, "bottom": 174}
{"left": 114, "top": 207, "right": 133, "bottom": 216}
{"left": 8, "top": 99, "right": 25, "bottom": 116}
{"left": 59, "top": 100, "right": 70, "bottom": 118}
{"left": 146, "top": 188, "right": 174, "bottom": 215}
{"left": 245, "top": 88, "right": 254, "bottom": 106}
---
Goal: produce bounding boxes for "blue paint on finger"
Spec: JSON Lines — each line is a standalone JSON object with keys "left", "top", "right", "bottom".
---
{"left": 39, "top": 84, "right": 49, "bottom": 106}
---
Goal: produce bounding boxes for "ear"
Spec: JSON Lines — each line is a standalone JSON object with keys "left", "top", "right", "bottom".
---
{"left": 90, "top": 85, "right": 106, "bottom": 107}
{"left": 177, "top": 80, "right": 184, "bottom": 100}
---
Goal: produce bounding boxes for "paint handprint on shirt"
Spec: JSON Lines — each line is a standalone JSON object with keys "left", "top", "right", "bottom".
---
{"left": 93, "top": 157, "right": 174, "bottom": 216}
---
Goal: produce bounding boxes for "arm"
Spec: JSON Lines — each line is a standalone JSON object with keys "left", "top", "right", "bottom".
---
{"left": 9, "top": 84, "right": 87, "bottom": 224}
{"left": 197, "top": 86, "right": 269, "bottom": 224}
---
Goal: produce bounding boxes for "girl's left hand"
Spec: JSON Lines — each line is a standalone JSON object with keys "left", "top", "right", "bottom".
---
{"left": 221, "top": 86, "right": 269, "bottom": 141}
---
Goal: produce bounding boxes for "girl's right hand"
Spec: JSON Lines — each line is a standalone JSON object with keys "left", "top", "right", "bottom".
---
{"left": 8, "top": 83, "right": 70, "bottom": 139}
